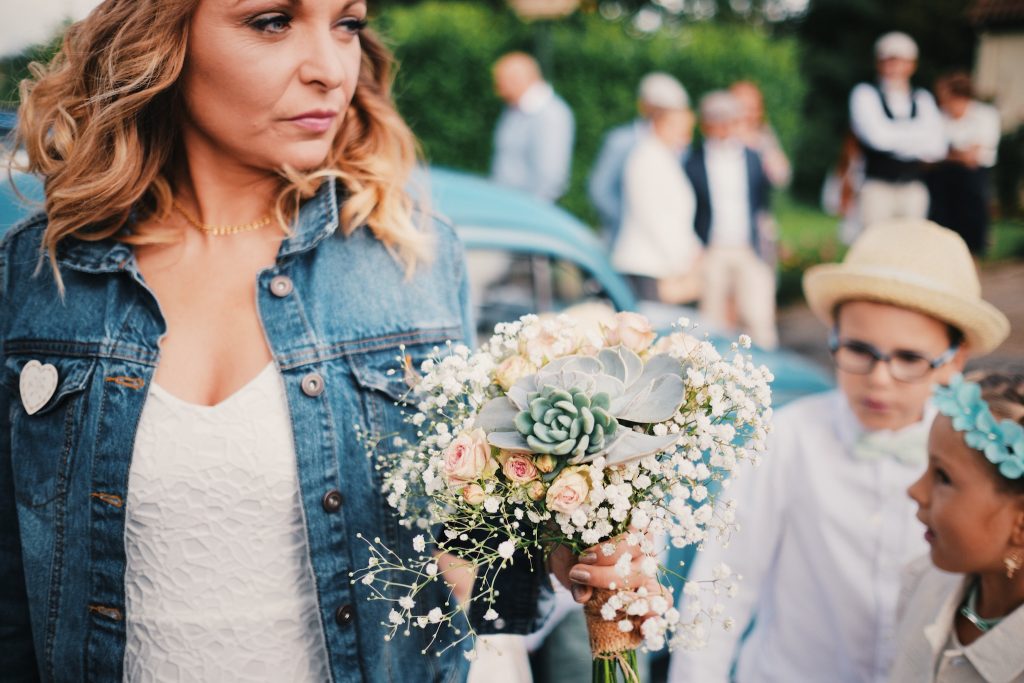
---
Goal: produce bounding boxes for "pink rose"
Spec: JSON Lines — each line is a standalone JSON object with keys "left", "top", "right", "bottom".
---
{"left": 502, "top": 453, "right": 539, "bottom": 484}
{"left": 546, "top": 467, "right": 591, "bottom": 514}
{"left": 443, "top": 428, "right": 491, "bottom": 485}
{"left": 494, "top": 355, "right": 536, "bottom": 391}
{"left": 601, "top": 312, "right": 656, "bottom": 353}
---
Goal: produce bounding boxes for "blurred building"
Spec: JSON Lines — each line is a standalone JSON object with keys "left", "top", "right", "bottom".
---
{"left": 970, "top": 0, "right": 1024, "bottom": 130}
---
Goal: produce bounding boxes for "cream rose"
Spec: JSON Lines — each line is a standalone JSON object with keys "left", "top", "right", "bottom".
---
{"left": 651, "top": 331, "right": 703, "bottom": 357}
{"left": 494, "top": 355, "right": 537, "bottom": 391}
{"left": 443, "top": 428, "right": 491, "bottom": 484}
{"left": 545, "top": 467, "right": 591, "bottom": 514}
{"left": 462, "top": 483, "right": 486, "bottom": 506}
{"left": 601, "top": 312, "right": 656, "bottom": 353}
{"left": 534, "top": 454, "right": 557, "bottom": 474}
{"left": 502, "top": 453, "right": 539, "bottom": 484}
{"left": 526, "top": 480, "right": 546, "bottom": 501}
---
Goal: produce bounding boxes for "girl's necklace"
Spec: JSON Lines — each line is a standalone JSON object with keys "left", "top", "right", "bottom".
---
{"left": 173, "top": 201, "right": 272, "bottom": 236}
{"left": 959, "top": 579, "right": 1005, "bottom": 633}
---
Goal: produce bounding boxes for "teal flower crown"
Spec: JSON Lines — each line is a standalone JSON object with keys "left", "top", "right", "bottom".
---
{"left": 933, "top": 374, "right": 1024, "bottom": 480}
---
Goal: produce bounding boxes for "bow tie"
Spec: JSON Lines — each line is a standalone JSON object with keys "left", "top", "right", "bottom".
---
{"left": 853, "top": 423, "right": 929, "bottom": 466}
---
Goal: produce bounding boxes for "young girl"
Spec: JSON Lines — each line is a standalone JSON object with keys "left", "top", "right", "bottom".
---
{"left": 895, "top": 371, "right": 1024, "bottom": 682}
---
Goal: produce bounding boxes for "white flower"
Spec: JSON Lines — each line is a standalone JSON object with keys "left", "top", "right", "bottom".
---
{"left": 412, "top": 535, "right": 426, "bottom": 553}
{"left": 425, "top": 563, "right": 438, "bottom": 577}
{"left": 498, "top": 539, "right": 516, "bottom": 560}
{"left": 428, "top": 607, "right": 443, "bottom": 624}
{"left": 617, "top": 619, "right": 635, "bottom": 633}
{"left": 399, "top": 595, "right": 415, "bottom": 610}
{"left": 389, "top": 610, "right": 404, "bottom": 625}
{"left": 483, "top": 608, "right": 499, "bottom": 621}
{"left": 484, "top": 496, "right": 501, "bottom": 514}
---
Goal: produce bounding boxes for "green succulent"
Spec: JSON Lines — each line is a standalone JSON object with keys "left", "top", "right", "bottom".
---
{"left": 513, "top": 385, "right": 618, "bottom": 460}
{"left": 476, "top": 346, "right": 687, "bottom": 466}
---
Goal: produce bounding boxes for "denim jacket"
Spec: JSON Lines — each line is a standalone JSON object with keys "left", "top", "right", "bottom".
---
{"left": 0, "top": 179, "right": 548, "bottom": 682}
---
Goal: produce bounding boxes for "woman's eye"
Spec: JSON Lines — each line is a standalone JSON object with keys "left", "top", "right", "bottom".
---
{"left": 338, "top": 17, "right": 368, "bottom": 34}
{"left": 249, "top": 13, "right": 290, "bottom": 34}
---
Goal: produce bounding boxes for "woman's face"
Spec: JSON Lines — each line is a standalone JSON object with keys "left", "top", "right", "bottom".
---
{"left": 180, "top": 0, "right": 367, "bottom": 173}
{"left": 908, "top": 415, "right": 1024, "bottom": 574}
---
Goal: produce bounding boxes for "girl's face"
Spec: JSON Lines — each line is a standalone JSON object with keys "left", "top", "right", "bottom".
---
{"left": 908, "top": 415, "right": 1024, "bottom": 574}
{"left": 180, "top": 0, "right": 367, "bottom": 174}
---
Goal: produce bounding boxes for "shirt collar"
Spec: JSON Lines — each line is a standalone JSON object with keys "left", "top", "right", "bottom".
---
{"left": 55, "top": 178, "right": 340, "bottom": 274}
{"left": 924, "top": 576, "right": 1024, "bottom": 683}
{"left": 517, "top": 81, "right": 554, "bottom": 114}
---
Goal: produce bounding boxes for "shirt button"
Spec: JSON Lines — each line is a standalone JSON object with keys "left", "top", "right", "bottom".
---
{"left": 322, "top": 490, "right": 343, "bottom": 513}
{"left": 301, "top": 372, "right": 325, "bottom": 397}
{"left": 335, "top": 604, "right": 355, "bottom": 626}
{"left": 269, "top": 275, "right": 293, "bottom": 297}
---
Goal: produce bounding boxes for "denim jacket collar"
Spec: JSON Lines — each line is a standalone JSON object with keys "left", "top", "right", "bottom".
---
{"left": 54, "top": 178, "right": 341, "bottom": 273}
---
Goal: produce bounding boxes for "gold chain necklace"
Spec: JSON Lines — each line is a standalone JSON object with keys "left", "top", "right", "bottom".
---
{"left": 173, "top": 201, "right": 272, "bottom": 236}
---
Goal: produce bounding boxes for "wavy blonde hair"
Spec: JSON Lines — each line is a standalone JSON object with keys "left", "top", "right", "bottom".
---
{"left": 17, "top": 0, "right": 428, "bottom": 276}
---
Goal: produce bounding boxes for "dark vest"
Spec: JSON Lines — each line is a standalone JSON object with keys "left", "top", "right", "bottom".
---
{"left": 858, "top": 84, "right": 926, "bottom": 183}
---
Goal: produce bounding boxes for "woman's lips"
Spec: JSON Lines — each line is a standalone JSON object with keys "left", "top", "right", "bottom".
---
{"left": 288, "top": 112, "right": 337, "bottom": 134}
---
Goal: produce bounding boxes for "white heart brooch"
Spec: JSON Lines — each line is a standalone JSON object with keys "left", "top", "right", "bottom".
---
{"left": 19, "top": 360, "right": 59, "bottom": 416}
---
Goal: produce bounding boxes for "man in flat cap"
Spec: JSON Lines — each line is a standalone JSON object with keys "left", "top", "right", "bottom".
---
{"left": 848, "top": 32, "right": 947, "bottom": 232}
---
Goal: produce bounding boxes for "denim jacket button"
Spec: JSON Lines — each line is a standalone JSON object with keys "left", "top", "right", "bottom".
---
{"left": 322, "top": 490, "right": 343, "bottom": 513}
{"left": 335, "top": 603, "right": 355, "bottom": 626}
{"left": 269, "top": 275, "right": 293, "bottom": 297}
{"left": 301, "top": 372, "right": 325, "bottom": 397}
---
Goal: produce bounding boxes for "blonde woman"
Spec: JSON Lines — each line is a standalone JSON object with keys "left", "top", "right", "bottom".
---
{"left": 0, "top": 1, "right": 561, "bottom": 680}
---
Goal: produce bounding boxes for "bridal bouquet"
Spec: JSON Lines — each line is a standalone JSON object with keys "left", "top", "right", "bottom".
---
{"left": 353, "top": 312, "right": 772, "bottom": 682}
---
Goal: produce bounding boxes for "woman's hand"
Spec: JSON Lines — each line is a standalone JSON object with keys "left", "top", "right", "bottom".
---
{"left": 550, "top": 533, "right": 663, "bottom": 605}
{"left": 434, "top": 550, "right": 476, "bottom": 607}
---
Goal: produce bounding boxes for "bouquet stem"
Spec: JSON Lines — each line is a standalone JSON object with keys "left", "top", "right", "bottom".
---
{"left": 584, "top": 588, "right": 642, "bottom": 683}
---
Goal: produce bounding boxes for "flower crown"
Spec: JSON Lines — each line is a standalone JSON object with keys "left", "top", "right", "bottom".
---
{"left": 933, "top": 374, "right": 1024, "bottom": 480}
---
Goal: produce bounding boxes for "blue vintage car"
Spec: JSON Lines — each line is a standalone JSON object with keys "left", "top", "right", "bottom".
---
{"left": 1, "top": 165, "right": 832, "bottom": 404}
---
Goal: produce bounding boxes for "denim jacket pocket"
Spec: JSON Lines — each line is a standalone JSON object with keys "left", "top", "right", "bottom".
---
{"left": 5, "top": 352, "right": 97, "bottom": 507}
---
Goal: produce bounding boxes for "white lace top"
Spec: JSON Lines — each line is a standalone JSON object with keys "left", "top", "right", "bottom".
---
{"left": 123, "top": 363, "right": 330, "bottom": 682}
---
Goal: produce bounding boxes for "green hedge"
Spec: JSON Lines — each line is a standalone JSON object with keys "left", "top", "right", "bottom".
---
{"left": 377, "top": 2, "right": 805, "bottom": 222}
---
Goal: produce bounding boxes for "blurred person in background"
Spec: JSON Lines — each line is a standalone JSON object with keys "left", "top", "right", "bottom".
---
{"left": 927, "top": 71, "right": 1002, "bottom": 256}
{"left": 684, "top": 91, "right": 777, "bottom": 350}
{"left": 849, "top": 31, "right": 947, "bottom": 231}
{"left": 730, "top": 80, "right": 791, "bottom": 190}
{"left": 669, "top": 221, "right": 1009, "bottom": 683}
{"left": 490, "top": 52, "right": 574, "bottom": 202}
{"left": 612, "top": 79, "right": 702, "bottom": 304}
{"left": 730, "top": 79, "right": 790, "bottom": 273}
{"left": 588, "top": 72, "right": 689, "bottom": 247}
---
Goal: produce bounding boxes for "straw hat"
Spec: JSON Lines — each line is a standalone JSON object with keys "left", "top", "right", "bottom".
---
{"left": 803, "top": 220, "right": 1010, "bottom": 355}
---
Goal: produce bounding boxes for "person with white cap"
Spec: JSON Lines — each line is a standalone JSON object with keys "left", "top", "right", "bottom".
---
{"left": 684, "top": 90, "right": 777, "bottom": 349}
{"left": 669, "top": 220, "right": 1010, "bottom": 683}
{"left": 612, "top": 78, "right": 702, "bottom": 304}
{"left": 849, "top": 32, "right": 948, "bottom": 231}
{"left": 588, "top": 72, "right": 690, "bottom": 246}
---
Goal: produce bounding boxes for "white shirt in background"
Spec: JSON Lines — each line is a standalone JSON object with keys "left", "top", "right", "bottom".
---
{"left": 613, "top": 132, "right": 701, "bottom": 279}
{"left": 850, "top": 82, "right": 948, "bottom": 162}
{"left": 669, "top": 390, "right": 932, "bottom": 683}
{"left": 943, "top": 100, "right": 1001, "bottom": 168}
{"left": 704, "top": 139, "right": 751, "bottom": 248}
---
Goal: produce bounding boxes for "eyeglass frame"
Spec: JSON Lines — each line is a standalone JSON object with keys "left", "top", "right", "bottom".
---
{"left": 827, "top": 330, "right": 960, "bottom": 383}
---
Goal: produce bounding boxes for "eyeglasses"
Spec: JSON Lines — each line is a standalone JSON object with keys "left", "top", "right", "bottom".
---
{"left": 828, "top": 331, "right": 959, "bottom": 383}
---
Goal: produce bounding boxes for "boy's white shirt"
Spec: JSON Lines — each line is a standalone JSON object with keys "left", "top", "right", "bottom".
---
{"left": 668, "top": 389, "right": 934, "bottom": 683}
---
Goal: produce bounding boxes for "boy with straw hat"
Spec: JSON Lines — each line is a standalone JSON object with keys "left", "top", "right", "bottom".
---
{"left": 669, "top": 220, "right": 1010, "bottom": 683}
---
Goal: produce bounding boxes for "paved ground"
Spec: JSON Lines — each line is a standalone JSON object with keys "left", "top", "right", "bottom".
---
{"left": 777, "top": 260, "right": 1024, "bottom": 372}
